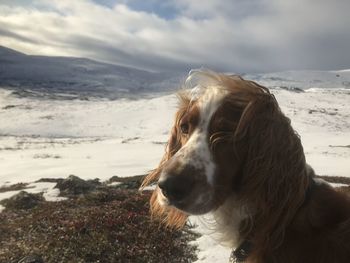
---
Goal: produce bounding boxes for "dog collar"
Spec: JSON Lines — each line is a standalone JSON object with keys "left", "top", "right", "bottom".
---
{"left": 229, "top": 240, "right": 253, "bottom": 263}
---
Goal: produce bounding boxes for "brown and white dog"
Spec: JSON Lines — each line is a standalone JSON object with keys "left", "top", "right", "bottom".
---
{"left": 142, "top": 70, "right": 350, "bottom": 263}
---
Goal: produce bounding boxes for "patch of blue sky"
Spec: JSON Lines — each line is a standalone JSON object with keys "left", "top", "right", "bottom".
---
{"left": 92, "top": 0, "right": 179, "bottom": 19}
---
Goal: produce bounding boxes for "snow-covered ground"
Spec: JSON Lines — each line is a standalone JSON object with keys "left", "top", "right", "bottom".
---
{"left": 0, "top": 71, "right": 350, "bottom": 262}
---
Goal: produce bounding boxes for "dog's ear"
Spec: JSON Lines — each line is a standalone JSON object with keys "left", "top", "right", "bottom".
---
{"left": 141, "top": 102, "right": 185, "bottom": 188}
{"left": 233, "top": 91, "right": 310, "bottom": 253}
{"left": 141, "top": 94, "right": 190, "bottom": 228}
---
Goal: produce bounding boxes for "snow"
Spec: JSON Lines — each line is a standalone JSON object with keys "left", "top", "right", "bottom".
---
{"left": 0, "top": 69, "right": 350, "bottom": 262}
{"left": 189, "top": 216, "right": 232, "bottom": 262}
{"left": 0, "top": 89, "right": 179, "bottom": 185}
{"left": 0, "top": 181, "right": 66, "bottom": 213}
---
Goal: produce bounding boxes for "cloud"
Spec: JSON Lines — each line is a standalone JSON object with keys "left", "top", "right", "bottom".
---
{"left": 0, "top": 0, "right": 349, "bottom": 73}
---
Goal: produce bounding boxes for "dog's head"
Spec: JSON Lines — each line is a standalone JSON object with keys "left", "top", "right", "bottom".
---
{"left": 142, "top": 70, "right": 309, "bottom": 231}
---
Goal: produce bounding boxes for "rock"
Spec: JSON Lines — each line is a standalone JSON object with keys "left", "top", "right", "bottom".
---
{"left": 1, "top": 191, "right": 44, "bottom": 210}
{"left": 55, "top": 175, "right": 100, "bottom": 197}
{"left": 35, "top": 178, "right": 63, "bottom": 183}
{"left": 107, "top": 175, "right": 145, "bottom": 189}
{"left": 2, "top": 105, "right": 17, "bottom": 110}
{"left": 0, "top": 183, "right": 30, "bottom": 193}
{"left": 17, "top": 254, "right": 44, "bottom": 263}
{"left": 279, "top": 86, "right": 305, "bottom": 93}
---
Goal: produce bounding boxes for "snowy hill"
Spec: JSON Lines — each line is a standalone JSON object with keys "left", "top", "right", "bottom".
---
{"left": 0, "top": 46, "right": 183, "bottom": 99}
{"left": 1, "top": 46, "right": 350, "bottom": 100}
{"left": 246, "top": 69, "right": 350, "bottom": 90}
{"left": 2, "top": 46, "right": 350, "bottom": 100}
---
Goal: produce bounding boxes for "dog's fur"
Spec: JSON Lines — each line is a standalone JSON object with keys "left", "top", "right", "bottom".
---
{"left": 142, "top": 70, "right": 350, "bottom": 263}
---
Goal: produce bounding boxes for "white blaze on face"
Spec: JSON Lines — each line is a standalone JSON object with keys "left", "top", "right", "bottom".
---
{"left": 173, "top": 86, "right": 228, "bottom": 185}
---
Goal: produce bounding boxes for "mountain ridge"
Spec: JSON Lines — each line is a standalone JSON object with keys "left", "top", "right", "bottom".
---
{"left": 0, "top": 45, "right": 183, "bottom": 99}
{"left": 1, "top": 46, "right": 350, "bottom": 100}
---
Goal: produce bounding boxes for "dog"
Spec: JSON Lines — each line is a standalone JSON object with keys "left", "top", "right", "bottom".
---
{"left": 142, "top": 70, "right": 350, "bottom": 262}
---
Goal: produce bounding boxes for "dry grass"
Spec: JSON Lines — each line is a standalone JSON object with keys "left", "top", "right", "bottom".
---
{"left": 0, "top": 187, "right": 198, "bottom": 263}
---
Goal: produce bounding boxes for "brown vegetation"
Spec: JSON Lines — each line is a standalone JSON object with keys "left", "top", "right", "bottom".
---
{"left": 0, "top": 181, "right": 198, "bottom": 263}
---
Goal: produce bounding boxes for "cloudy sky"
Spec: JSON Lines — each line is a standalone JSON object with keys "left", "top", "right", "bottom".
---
{"left": 0, "top": 0, "right": 349, "bottom": 73}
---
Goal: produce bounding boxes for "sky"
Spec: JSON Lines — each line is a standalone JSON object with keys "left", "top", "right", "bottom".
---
{"left": 0, "top": 0, "right": 349, "bottom": 73}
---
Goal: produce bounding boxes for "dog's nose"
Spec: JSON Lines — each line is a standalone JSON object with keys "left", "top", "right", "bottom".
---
{"left": 158, "top": 175, "right": 195, "bottom": 202}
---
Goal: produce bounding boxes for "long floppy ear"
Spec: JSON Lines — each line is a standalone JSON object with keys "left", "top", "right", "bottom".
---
{"left": 141, "top": 93, "right": 190, "bottom": 228}
{"left": 234, "top": 91, "right": 310, "bottom": 255}
{"left": 141, "top": 123, "right": 181, "bottom": 187}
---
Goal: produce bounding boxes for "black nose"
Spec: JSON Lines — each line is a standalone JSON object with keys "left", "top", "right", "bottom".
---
{"left": 158, "top": 175, "right": 195, "bottom": 202}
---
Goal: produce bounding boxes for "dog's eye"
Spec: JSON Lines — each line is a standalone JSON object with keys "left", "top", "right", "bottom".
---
{"left": 180, "top": 123, "right": 189, "bottom": 134}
